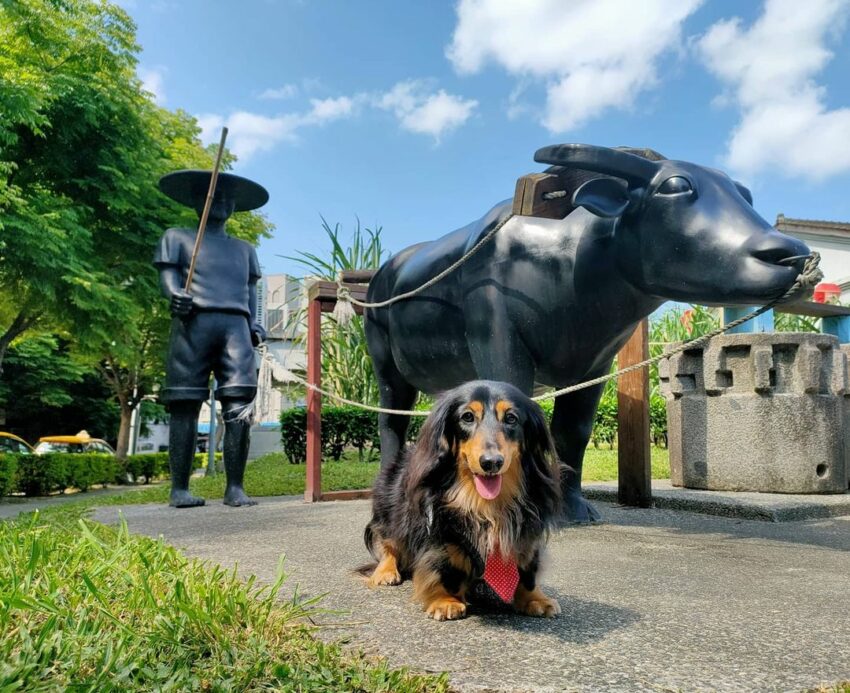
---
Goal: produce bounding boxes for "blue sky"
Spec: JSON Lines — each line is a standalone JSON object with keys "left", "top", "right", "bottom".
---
{"left": 122, "top": 0, "right": 850, "bottom": 276}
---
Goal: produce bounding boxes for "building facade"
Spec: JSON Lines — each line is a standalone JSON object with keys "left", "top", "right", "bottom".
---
{"left": 776, "top": 214, "right": 850, "bottom": 302}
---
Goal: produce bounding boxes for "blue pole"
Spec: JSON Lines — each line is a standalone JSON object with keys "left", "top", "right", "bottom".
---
{"left": 722, "top": 306, "right": 775, "bottom": 334}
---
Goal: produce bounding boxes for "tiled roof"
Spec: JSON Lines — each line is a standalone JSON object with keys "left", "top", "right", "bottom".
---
{"left": 776, "top": 214, "right": 850, "bottom": 238}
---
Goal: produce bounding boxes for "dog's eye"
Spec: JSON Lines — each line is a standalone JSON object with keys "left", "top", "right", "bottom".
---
{"left": 504, "top": 412, "right": 518, "bottom": 425}
{"left": 460, "top": 411, "right": 475, "bottom": 424}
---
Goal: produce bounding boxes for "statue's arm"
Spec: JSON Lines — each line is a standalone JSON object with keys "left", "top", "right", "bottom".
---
{"left": 158, "top": 265, "right": 193, "bottom": 317}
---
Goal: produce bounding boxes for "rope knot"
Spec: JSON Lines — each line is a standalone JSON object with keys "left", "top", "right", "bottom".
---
{"left": 775, "top": 251, "right": 823, "bottom": 304}
{"left": 333, "top": 283, "right": 356, "bottom": 324}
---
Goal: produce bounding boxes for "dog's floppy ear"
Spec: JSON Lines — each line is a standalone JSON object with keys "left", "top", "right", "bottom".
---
{"left": 521, "top": 400, "right": 561, "bottom": 520}
{"left": 404, "top": 391, "right": 460, "bottom": 494}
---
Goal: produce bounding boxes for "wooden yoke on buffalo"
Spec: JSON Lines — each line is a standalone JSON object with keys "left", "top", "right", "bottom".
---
{"left": 513, "top": 172, "right": 653, "bottom": 508}
{"left": 512, "top": 173, "right": 574, "bottom": 220}
{"left": 305, "top": 272, "right": 374, "bottom": 503}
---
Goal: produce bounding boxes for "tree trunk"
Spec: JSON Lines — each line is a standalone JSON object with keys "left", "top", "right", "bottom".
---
{"left": 0, "top": 310, "right": 39, "bottom": 374}
{"left": 115, "top": 402, "right": 134, "bottom": 461}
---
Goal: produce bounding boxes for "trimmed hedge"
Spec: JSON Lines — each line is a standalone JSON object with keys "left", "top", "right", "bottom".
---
{"left": 14, "top": 453, "right": 117, "bottom": 496}
{"left": 122, "top": 452, "right": 169, "bottom": 484}
{"left": 280, "top": 405, "right": 426, "bottom": 464}
{"left": 121, "top": 452, "right": 218, "bottom": 484}
{"left": 0, "top": 454, "right": 19, "bottom": 497}
{"left": 2, "top": 451, "right": 220, "bottom": 498}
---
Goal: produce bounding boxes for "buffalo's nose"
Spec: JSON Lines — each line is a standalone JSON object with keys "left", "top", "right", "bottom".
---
{"left": 479, "top": 453, "right": 504, "bottom": 474}
{"left": 747, "top": 232, "right": 810, "bottom": 270}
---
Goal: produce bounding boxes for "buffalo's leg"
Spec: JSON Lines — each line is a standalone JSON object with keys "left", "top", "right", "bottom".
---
{"left": 551, "top": 383, "right": 606, "bottom": 523}
{"left": 365, "top": 314, "right": 419, "bottom": 468}
{"left": 376, "top": 377, "right": 417, "bottom": 469}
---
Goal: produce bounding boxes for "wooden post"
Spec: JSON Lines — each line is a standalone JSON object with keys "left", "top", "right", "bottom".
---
{"left": 617, "top": 319, "right": 652, "bottom": 507}
{"left": 305, "top": 297, "right": 322, "bottom": 502}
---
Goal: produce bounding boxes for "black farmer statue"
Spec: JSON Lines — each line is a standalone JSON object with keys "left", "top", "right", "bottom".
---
{"left": 155, "top": 170, "right": 269, "bottom": 508}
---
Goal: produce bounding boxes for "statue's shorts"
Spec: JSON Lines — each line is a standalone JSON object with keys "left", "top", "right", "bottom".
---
{"left": 162, "top": 311, "right": 257, "bottom": 403}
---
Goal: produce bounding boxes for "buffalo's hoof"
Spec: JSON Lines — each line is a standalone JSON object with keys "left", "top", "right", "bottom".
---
{"left": 562, "top": 492, "right": 602, "bottom": 524}
{"left": 170, "top": 490, "right": 205, "bottom": 508}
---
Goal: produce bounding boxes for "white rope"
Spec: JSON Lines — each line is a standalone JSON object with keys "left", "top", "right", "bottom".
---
{"left": 260, "top": 348, "right": 430, "bottom": 417}
{"left": 334, "top": 209, "right": 515, "bottom": 314}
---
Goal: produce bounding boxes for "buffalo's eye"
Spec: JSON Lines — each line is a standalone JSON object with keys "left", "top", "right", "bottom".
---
{"left": 503, "top": 412, "right": 519, "bottom": 426}
{"left": 460, "top": 411, "right": 476, "bottom": 424}
{"left": 657, "top": 176, "right": 693, "bottom": 195}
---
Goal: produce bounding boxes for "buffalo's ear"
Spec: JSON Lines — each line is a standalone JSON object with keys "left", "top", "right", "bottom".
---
{"left": 572, "top": 177, "right": 630, "bottom": 218}
{"left": 734, "top": 181, "right": 753, "bottom": 206}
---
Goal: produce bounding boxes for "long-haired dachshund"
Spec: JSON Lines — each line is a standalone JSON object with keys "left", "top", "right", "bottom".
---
{"left": 363, "top": 380, "right": 562, "bottom": 621}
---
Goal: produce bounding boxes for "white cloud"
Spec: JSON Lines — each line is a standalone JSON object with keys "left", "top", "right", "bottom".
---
{"left": 139, "top": 67, "right": 166, "bottom": 105}
{"left": 196, "top": 97, "right": 359, "bottom": 162}
{"left": 197, "top": 82, "right": 475, "bottom": 161}
{"left": 447, "top": 0, "right": 702, "bottom": 132}
{"left": 696, "top": 0, "right": 850, "bottom": 181}
{"left": 308, "top": 95, "right": 355, "bottom": 121}
{"left": 258, "top": 84, "right": 299, "bottom": 100}
{"left": 377, "top": 80, "right": 478, "bottom": 141}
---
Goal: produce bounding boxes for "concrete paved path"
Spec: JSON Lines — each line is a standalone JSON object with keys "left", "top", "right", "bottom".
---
{"left": 0, "top": 483, "right": 162, "bottom": 520}
{"left": 93, "top": 498, "right": 850, "bottom": 692}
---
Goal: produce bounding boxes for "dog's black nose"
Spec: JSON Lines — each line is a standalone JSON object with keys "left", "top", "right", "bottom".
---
{"left": 479, "top": 453, "right": 504, "bottom": 474}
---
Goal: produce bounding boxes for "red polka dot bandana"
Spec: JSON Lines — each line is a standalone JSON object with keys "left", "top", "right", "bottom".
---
{"left": 483, "top": 545, "right": 519, "bottom": 603}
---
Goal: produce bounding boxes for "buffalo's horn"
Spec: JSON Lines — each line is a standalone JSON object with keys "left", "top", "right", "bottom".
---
{"left": 534, "top": 144, "right": 660, "bottom": 187}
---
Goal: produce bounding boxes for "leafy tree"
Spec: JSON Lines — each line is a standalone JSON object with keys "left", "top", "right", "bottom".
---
{"left": 0, "top": 333, "right": 118, "bottom": 445}
{"left": 0, "top": 0, "right": 145, "bottom": 365}
{"left": 0, "top": 0, "right": 273, "bottom": 457}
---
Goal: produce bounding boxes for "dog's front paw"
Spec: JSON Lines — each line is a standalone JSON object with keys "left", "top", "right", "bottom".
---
{"left": 426, "top": 597, "right": 467, "bottom": 621}
{"left": 368, "top": 565, "right": 402, "bottom": 586}
{"left": 514, "top": 588, "right": 561, "bottom": 618}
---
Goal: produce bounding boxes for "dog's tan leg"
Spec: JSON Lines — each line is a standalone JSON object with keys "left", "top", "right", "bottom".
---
{"left": 368, "top": 541, "right": 403, "bottom": 587}
{"left": 513, "top": 584, "right": 560, "bottom": 618}
{"left": 413, "top": 546, "right": 470, "bottom": 621}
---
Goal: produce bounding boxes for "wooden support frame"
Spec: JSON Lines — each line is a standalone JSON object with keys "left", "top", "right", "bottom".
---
{"left": 304, "top": 277, "right": 654, "bottom": 508}
{"left": 616, "top": 320, "right": 652, "bottom": 507}
{"left": 305, "top": 279, "right": 373, "bottom": 502}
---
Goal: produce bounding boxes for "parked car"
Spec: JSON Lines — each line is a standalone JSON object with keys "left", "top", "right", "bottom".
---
{"left": 34, "top": 430, "right": 115, "bottom": 455}
{"left": 0, "top": 431, "right": 35, "bottom": 454}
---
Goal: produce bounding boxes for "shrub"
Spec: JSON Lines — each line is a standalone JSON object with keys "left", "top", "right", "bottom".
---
{"left": 120, "top": 452, "right": 218, "bottom": 483}
{"left": 279, "top": 407, "right": 308, "bottom": 463}
{"left": 591, "top": 394, "right": 618, "bottom": 449}
{"left": 123, "top": 452, "right": 170, "bottom": 484}
{"left": 62, "top": 454, "right": 117, "bottom": 492}
{"left": 16, "top": 454, "right": 67, "bottom": 496}
{"left": 0, "top": 454, "right": 20, "bottom": 497}
{"left": 280, "top": 405, "right": 423, "bottom": 464}
{"left": 15, "top": 453, "right": 117, "bottom": 496}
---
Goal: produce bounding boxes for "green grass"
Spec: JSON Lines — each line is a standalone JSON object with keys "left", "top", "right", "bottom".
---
{"left": 0, "top": 512, "right": 449, "bottom": 691}
{"left": 582, "top": 446, "right": 670, "bottom": 482}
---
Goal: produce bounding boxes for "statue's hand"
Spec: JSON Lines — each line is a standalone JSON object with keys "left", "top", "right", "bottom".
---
{"left": 251, "top": 323, "right": 267, "bottom": 347}
{"left": 170, "top": 290, "right": 194, "bottom": 318}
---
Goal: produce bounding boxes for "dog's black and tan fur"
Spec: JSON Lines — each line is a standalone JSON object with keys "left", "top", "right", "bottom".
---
{"left": 363, "top": 381, "right": 562, "bottom": 621}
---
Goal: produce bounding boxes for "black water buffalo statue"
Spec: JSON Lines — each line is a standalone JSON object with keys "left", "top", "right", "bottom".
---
{"left": 364, "top": 144, "right": 810, "bottom": 522}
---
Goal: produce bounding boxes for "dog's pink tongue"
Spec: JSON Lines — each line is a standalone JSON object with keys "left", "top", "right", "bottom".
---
{"left": 473, "top": 474, "right": 502, "bottom": 500}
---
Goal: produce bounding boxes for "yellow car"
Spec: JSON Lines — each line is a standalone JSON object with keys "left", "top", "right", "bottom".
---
{"left": 0, "top": 431, "right": 35, "bottom": 454}
{"left": 34, "top": 430, "right": 115, "bottom": 455}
